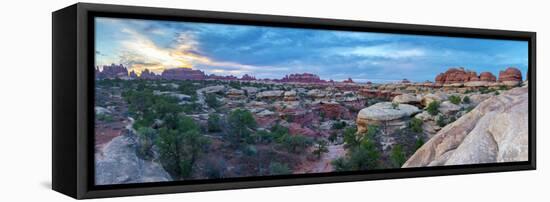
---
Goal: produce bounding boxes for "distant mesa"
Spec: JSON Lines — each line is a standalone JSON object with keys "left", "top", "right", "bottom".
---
{"left": 161, "top": 68, "right": 206, "bottom": 80}
{"left": 401, "top": 78, "right": 411, "bottom": 84}
{"left": 342, "top": 77, "right": 354, "bottom": 83}
{"left": 240, "top": 74, "right": 256, "bottom": 81}
{"left": 280, "top": 73, "right": 326, "bottom": 83}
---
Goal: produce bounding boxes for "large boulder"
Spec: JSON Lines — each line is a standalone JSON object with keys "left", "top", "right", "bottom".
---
{"left": 392, "top": 94, "right": 420, "bottom": 105}
{"left": 421, "top": 93, "right": 448, "bottom": 107}
{"left": 356, "top": 102, "right": 420, "bottom": 134}
{"left": 402, "top": 87, "right": 528, "bottom": 167}
{"left": 439, "top": 101, "right": 461, "bottom": 115}
{"left": 95, "top": 135, "right": 172, "bottom": 185}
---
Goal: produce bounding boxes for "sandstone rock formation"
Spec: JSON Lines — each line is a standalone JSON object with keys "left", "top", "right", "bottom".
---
{"left": 420, "top": 93, "right": 448, "bottom": 107}
{"left": 283, "top": 90, "right": 298, "bottom": 101}
{"left": 280, "top": 73, "right": 325, "bottom": 83}
{"left": 402, "top": 87, "right": 528, "bottom": 167}
{"left": 479, "top": 72, "right": 497, "bottom": 82}
{"left": 356, "top": 102, "right": 420, "bottom": 134}
{"left": 95, "top": 135, "right": 172, "bottom": 185}
{"left": 438, "top": 101, "right": 461, "bottom": 115}
{"left": 226, "top": 89, "right": 245, "bottom": 99}
{"left": 435, "top": 67, "right": 478, "bottom": 84}
{"left": 257, "top": 90, "right": 284, "bottom": 99}
{"left": 498, "top": 67, "right": 523, "bottom": 86}
{"left": 161, "top": 68, "right": 206, "bottom": 80}
{"left": 392, "top": 94, "right": 421, "bottom": 105}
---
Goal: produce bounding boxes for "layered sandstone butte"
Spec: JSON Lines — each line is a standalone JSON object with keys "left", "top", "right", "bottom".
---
{"left": 281, "top": 73, "right": 325, "bottom": 83}
{"left": 161, "top": 68, "right": 206, "bottom": 80}
{"left": 435, "top": 67, "right": 478, "bottom": 84}
{"left": 479, "top": 72, "right": 497, "bottom": 82}
{"left": 402, "top": 86, "right": 528, "bottom": 167}
{"left": 498, "top": 67, "right": 523, "bottom": 86}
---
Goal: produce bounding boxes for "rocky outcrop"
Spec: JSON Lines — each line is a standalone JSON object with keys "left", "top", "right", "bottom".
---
{"left": 435, "top": 67, "right": 478, "bottom": 84}
{"left": 316, "top": 101, "right": 351, "bottom": 120}
{"left": 392, "top": 94, "right": 420, "bottom": 105}
{"left": 257, "top": 90, "right": 284, "bottom": 99}
{"left": 356, "top": 102, "right": 420, "bottom": 134}
{"left": 498, "top": 67, "right": 523, "bottom": 86}
{"left": 420, "top": 93, "right": 448, "bottom": 107}
{"left": 479, "top": 72, "right": 497, "bottom": 82}
{"left": 96, "top": 64, "right": 129, "bottom": 79}
{"left": 283, "top": 90, "right": 298, "bottom": 101}
{"left": 198, "top": 85, "right": 226, "bottom": 94}
{"left": 226, "top": 89, "right": 245, "bottom": 99}
{"left": 438, "top": 101, "right": 461, "bottom": 116}
{"left": 402, "top": 87, "right": 528, "bottom": 167}
{"left": 95, "top": 135, "right": 172, "bottom": 185}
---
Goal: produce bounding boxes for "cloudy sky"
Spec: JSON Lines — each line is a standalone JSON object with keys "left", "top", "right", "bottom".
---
{"left": 95, "top": 17, "right": 528, "bottom": 83}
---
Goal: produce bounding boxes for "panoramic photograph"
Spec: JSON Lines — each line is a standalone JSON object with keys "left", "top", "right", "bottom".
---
{"left": 93, "top": 17, "right": 529, "bottom": 185}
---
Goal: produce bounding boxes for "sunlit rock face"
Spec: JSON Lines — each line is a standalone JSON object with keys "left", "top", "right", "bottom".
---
{"left": 402, "top": 87, "right": 528, "bottom": 167}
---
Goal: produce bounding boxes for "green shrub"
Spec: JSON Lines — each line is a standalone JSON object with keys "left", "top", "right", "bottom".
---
{"left": 205, "top": 94, "right": 221, "bottom": 109}
{"left": 414, "top": 138, "right": 425, "bottom": 150}
{"left": 332, "top": 120, "right": 347, "bottom": 130}
{"left": 391, "top": 102, "right": 399, "bottom": 109}
{"left": 269, "top": 162, "right": 291, "bottom": 175}
{"left": 226, "top": 109, "right": 257, "bottom": 147}
{"left": 390, "top": 145, "right": 407, "bottom": 168}
{"left": 207, "top": 113, "right": 222, "bottom": 132}
{"left": 279, "top": 134, "right": 312, "bottom": 153}
{"left": 462, "top": 96, "right": 471, "bottom": 104}
{"left": 436, "top": 115, "right": 447, "bottom": 127}
{"left": 449, "top": 95, "right": 461, "bottom": 105}
{"left": 97, "top": 113, "right": 114, "bottom": 122}
{"left": 409, "top": 117, "right": 423, "bottom": 133}
{"left": 426, "top": 101, "right": 440, "bottom": 116}
{"left": 328, "top": 132, "right": 338, "bottom": 143}
{"left": 312, "top": 140, "right": 329, "bottom": 159}
{"left": 136, "top": 127, "right": 156, "bottom": 159}
{"left": 156, "top": 115, "right": 211, "bottom": 179}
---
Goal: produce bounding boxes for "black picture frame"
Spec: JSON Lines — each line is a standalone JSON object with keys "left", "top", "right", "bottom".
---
{"left": 52, "top": 2, "right": 536, "bottom": 199}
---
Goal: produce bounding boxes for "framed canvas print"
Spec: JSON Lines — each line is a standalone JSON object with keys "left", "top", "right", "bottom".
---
{"left": 52, "top": 3, "right": 536, "bottom": 199}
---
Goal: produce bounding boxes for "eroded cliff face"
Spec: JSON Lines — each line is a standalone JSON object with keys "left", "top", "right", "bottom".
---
{"left": 402, "top": 86, "right": 528, "bottom": 167}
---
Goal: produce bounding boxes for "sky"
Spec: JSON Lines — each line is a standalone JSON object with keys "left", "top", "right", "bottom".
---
{"left": 95, "top": 17, "right": 528, "bottom": 83}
